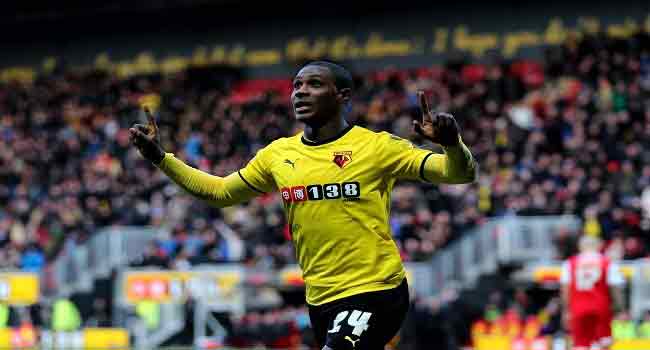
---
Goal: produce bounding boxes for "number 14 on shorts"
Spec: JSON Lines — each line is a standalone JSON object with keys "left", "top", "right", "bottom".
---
{"left": 328, "top": 310, "right": 372, "bottom": 336}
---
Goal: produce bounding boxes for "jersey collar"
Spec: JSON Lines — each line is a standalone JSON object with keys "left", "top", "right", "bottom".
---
{"left": 301, "top": 124, "right": 354, "bottom": 146}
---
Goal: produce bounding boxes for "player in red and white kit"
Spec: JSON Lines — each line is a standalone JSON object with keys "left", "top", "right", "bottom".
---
{"left": 560, "top": 235, "right": 625, "bottom": 350}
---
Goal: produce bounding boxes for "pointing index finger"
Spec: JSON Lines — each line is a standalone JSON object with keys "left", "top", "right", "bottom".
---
{"left": 143, "top": 107, "right": 158, "bottom": 136}
{"left": 417, "top": 91, "right": 432, "bottom": 121}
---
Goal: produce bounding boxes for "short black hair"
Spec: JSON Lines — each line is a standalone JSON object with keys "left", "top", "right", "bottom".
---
{"left": 300, "top": 61, "right": 353, "bottom": 91}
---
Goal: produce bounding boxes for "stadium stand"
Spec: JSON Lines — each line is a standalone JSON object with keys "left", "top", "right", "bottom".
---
{"left": 1, "top": 17, "right": 650, "bottom": 348}
{"left": 2, "top": 32, "right": 650, "bottom": 268}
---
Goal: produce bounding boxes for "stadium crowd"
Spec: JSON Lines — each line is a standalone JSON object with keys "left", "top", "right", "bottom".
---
{"left": 1, "top": 31, "right": 650, "bottom": 273}
{"left": 0, "top": 25, "right": 649, "bottom": 349}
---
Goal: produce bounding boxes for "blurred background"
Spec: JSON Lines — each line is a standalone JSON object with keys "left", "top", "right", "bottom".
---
{"left": 1, "top": 0, "right": 650, "bottom": 349}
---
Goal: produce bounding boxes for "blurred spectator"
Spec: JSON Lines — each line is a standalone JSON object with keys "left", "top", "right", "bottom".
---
{"left": 131, "top": 241, "right": 168, "bottom": 268}
{"left": 85, "top": 298, "right": 111, "bottom": 328}
{"left": 0, "top": 303, "right": 8, "bottom": 328}
{"left": 51, "top": 298, "right": 81, "bottom": 332}
{"left": 169, "top": 246, "right": 191, "bottom": 270}
{"left": 135, "top": 300, "right": 160, "bottom": 331}
{"left": 612, "top": 311, "right": 637, "bottom": 340}
{"left": 539, "top": 297, "right": 562, "bottom": 336}
{"left": 407, "top": 296, "right": 459, "bottom": 350}
{"left": 225, "top": 307, "right": 302, "bottom": 349}
{"left": 638, "top": 311, "right": 650, "bottom": 338}
{"left": 0, "top": 31, "right": 649, "bottom": 344}
{"left": 0, "top": 17, "right": 650, "bottom": 350}
{"left": 19, "top": 244, "right": 45, "bottom": 272}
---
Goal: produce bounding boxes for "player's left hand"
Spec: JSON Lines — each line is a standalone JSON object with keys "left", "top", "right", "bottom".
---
{"left": 413, "top": 91, "right": 460, "bottom": 147}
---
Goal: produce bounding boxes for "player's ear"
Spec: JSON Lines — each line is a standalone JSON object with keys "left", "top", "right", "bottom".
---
{"left": 338, "top": 88, "right": 351, "bottom": 104}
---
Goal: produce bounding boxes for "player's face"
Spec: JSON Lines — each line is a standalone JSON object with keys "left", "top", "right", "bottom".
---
{"left": 291, "top": 66, "right": 340, "bottom": 125}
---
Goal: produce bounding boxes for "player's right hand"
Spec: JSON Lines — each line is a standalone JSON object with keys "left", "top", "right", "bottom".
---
{"left": 129, "top": 107, "right": 166, "bottom": 165}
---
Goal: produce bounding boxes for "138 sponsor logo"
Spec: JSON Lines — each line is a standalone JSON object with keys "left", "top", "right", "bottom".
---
{"left": 280, "top": 182, "right": 360, "bottom": 203}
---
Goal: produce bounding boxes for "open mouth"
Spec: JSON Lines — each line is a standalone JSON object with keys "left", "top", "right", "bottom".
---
{"left": 294, "top": 101, "right": 312, "bottom": 113}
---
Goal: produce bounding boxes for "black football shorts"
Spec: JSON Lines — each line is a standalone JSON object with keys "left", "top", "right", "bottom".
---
{"left": 308, "top": 278, "right": 410, "bottom": 350}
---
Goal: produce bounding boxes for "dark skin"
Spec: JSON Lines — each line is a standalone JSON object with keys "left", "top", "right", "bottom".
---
{"left": 291, "top": 65, "right": 460, "bottom": 146}
{"left": 291, "top": 65, "right": 351, "bottom": 143}
{"left": 130, "top": 64, "right": 461, "bottom": 164}
{"left": 129, "top": 66, "right": 463, "bottom": 350}
{"left": 130, "top": 107, "right": 165, "bottom": 164}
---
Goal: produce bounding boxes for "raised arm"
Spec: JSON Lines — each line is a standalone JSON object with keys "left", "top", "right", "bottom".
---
{"left": 414, "top": 91, "right": 477, "bottom": 184}
{"left": 420, "top": 139, "right": 477, "bottom": 184}
{"left": 156, "top": 153, "right": 260, "bottom": 207}
{"left": 129, "top": 108, "right": 262, "bottom": 207}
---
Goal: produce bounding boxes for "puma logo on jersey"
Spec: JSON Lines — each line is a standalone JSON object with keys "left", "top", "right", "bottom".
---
{"left": 344, "top": 336, "right": 360, "bottom": 348}
{"left": 284, "top": 159, "right": 297, "bottom": 169}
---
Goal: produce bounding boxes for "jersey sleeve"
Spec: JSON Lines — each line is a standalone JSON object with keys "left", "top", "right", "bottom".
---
{"left": 157, "top": 153, "right": 260, "bottom": 207}
{"left": 378, "top": 132, "right": 431, "bottom": 181}
{"left": 238, "top": 145, "right": 277, "bottom": 193}
{"left": 379, "top": 132, "right": 477, "bottom": 183}
{"left": 560, "top": 261, "right": 571, "bottom": 285}
{"left": 607, "top": 262, "right": 625, "bottom": 287}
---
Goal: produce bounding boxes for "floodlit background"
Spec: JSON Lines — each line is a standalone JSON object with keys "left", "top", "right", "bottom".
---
{"left": 0, "top": 0, "right": 650, "bottom": 349}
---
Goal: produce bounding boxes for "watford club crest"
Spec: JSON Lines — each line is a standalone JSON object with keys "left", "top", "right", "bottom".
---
{"left": 333, "top": 151, "right": 352, "bottom": 168}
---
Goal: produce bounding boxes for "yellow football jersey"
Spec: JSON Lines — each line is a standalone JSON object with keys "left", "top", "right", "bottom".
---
{"left": 158, "top": 124, "right": 476, "bottom": 305}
